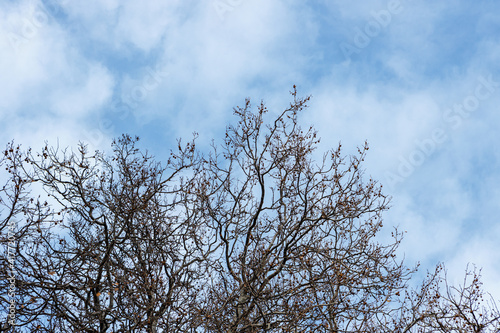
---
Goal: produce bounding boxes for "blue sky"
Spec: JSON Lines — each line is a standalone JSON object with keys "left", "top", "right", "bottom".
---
{"left": 1, "top": 0, "right": 499, "bottom": 295}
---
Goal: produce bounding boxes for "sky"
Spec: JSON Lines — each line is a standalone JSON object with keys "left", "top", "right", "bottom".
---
{"left": 1, "top": 0, "right": 499, "bottom": 297}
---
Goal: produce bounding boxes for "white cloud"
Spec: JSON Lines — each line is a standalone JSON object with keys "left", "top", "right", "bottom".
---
{"left": 61, "top": 0, "right": 186, "bottom": 52}
{"left": 119, "top": 0, "right": 320, "bottom": 142}
{"left": 0, "top": 0, "right": 114, "bottom": 151}
{"left": 50, "top": 63, "right": 114, "bottom": 117}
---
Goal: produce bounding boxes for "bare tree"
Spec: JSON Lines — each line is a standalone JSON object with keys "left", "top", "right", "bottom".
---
{"left": 1, "top": 88, "right": 499, "bottom": 332}
{"left": 0, "top": 142, "right": 37, "bottom": 332}
{"left": 0, "top": 135, "right": 212, "bottom": 332}
{"left": 192, "top": 88, "right": 412, "bottom": 332}
{"left": 391, "top": 264, "right": 500, "bottom": 332}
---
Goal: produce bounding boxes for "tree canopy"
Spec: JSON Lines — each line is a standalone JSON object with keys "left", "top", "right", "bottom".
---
{"left": 1, "top": 88, "right": 499, "bottom": 332}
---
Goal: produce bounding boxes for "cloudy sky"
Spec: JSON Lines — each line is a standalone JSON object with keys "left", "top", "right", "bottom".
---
{"left": 1, "top": 0, "right": 499, "bottom": 296}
